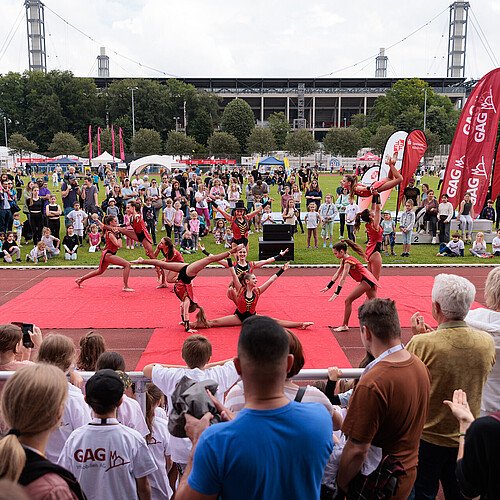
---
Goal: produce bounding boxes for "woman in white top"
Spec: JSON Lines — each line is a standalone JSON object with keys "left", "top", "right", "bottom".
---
{"left": 291, "top": 183, "right": 304, "bottom": 233}
{"left": 225, "top": 329, "right": 342, "bottom": 430}
{"left": 194, "top": 181, "right": 211, "bottom": 230}
{"left": 227, "top": 182, "right": 241, "bottom": 210}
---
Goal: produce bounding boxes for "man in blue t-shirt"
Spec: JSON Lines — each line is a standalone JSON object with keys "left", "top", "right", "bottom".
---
{"left": 175, "top": 316, "right": 333, "bottom": 500}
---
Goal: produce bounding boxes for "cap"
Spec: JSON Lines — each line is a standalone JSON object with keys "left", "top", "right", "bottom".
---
{"left": 68, "top": 175, "right": 77, "bottom": 181}
{"left": 108, "top": 197, "right": 115, "bottom": 202}
{"left": 85, "top": 369, "right": 124, "bottom": 406}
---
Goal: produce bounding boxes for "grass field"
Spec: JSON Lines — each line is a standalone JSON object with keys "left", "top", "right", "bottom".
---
{"left": 5, "top": 173, "right": 493, "bottom": 266}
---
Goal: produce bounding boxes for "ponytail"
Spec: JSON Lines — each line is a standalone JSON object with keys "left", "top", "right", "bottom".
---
{"left": 354, "top": 209, "right": 371, "bottom": 231}
{"left": 145, "top": 383, "right": 163, "bottom": 444}
{"left": 103, "top": 215, "right": 116, "bottom": 226}
{"left": 332, "top": 240, "right": 367, "bottom": 262}
{"left": 0, "top": 435, "right": 25, "bottom": 481}
{"left": 239, "top": 272, "right": 252, "bottom": 288}
{"left": 343, "top": 175, "right": 357, "bottom": 197}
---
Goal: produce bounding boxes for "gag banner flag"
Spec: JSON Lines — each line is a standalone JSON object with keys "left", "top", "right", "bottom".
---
{"left": 88, "top": 125, "right": 93, "bottom": 161}
{"left": 491, "top": 141, "right": 500, "bottom": 201}
{"left": 397, "top": 130, "right": 428, "bottom": 209}
{"left": 358, "top": 131, "right": 407, "bottom": 211}
{"left": 461, "top": 69, "right": 500, "bottom": 211}
{"left": 119, "top": 128, "right": 125, "bottom": 161}
{"left": 111, "top": 125, "right": 116, "bottom": 159}
{"left": 97, "top": 127, "right": 102, "bottom": 156}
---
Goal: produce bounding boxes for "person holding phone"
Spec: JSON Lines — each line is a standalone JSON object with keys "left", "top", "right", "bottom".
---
{"left": 0, "top": 323, "right": 43, "bottom": 371}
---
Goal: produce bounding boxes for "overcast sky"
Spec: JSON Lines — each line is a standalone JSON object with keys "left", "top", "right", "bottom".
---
{"left": 1, "top": 0, "right": 498, "bottom": 80}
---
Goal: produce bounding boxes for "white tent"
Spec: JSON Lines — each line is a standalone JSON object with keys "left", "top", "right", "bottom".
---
{"left": 91, "top": 151, "right": 117, "bottom": 167}
{"left": 128, "top": 155, "right": 185, "bottom": 178}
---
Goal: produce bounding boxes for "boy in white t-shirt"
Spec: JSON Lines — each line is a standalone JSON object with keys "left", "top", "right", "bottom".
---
{"left": 58, "top": 369, "right": 157, "bottom": 500}
{"left": 345, "top": 196, "right": 360, "bottom": 242}
{"left": 492, "top": 229, "right": 500, "bottom": 256}
{"left": 67, "top": 201, "right": 87, "bottom": 243}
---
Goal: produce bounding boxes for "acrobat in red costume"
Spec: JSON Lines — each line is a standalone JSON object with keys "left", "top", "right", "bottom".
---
{"left": 133, "top": 245, "right": 244, "bottom": 333}
{"left": 341, "top": 153, "right": 402, "bottom": 198}
{"left": 154, "top": 236, "right": 185, "bottom": 288}
{"left": 75, "top": 215, "right": 134, "bottom": 292}
{"left": 320, "top": 240, "right": 379, "bottom": 332}
{"left": 189, "top": 261, "right": 313, "bottom": 330}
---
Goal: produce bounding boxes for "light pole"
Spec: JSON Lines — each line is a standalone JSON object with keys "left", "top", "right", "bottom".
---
{"left": 3, "top": 116, "right": 7, "bottom": 147}
{"left": 343, "top": 117, "right": 347, "bottom": 128}
{"left": 174, "top": 117, "right": 180, "bottom": 133}
{"left": 128, "top": 87, "right": 138, "bottom": 138}
{"left": 423, "top": 87, "right": 428, "bottom": 131}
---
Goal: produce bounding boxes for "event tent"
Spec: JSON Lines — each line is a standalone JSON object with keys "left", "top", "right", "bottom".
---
{"left": 45, "top": 157, "right": 82, "bottom": 166}
{"left": 129, "top": 155, "right": 184, "bottom": 178}
{"left": 258, "top": 156, "right": 285, "bottom": 166}
{"left": 91, "top": 151, "right": 116, "bottom": 167}
{"left": 356, "top": 152, "right": 381, "bottom": 162}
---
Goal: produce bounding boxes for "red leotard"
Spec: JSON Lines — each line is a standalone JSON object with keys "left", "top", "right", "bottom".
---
{"left": 231, "top": 216, "right": 249, "bottom": 241}
{"left": 235, "top": 287, "right": 261, "bottom": 314}
{"left": 159, "top": 245, "right": 184, "bottom": 263}
{"left": 99, "top": 230, "right": 120, "bottom": 269}
{"left": 365, "top": 223, "right": 383, "bottom": 259}
{"left": 353, "top": 178, "right": 388, "bottom": 198}
{"left": 343, "top": 255, "right": 379, "bottom": 287}
{"left": 132, "top": 215, "right": 153, "bottom": 244}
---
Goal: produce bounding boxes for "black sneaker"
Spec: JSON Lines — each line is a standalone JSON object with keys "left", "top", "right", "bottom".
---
{"left": 16, "top": 258, "right": 21, "bottom": 262}
{"left": 401, "top": 253, "right": 407, "bottom": 257}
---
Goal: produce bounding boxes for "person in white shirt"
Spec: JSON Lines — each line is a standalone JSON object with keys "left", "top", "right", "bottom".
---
{"left": 438, "top": 194, "right": 454, "bottom": 244}
{"left": 214, "top": 196, "right": 230, "bottom": 220}
{"left": 37, "top": 334, "right": 92, "bottom": 462}
{"left": 319, "top": 194, "right": 338, "bottom": 248}
{"left": 96, "top": 352, "right": 149, "bottom": 437}
{"left": 58, "top": 369, "right": 157, "bottom": 500}
{"left": 261, "top": 205, "right": 275, "bottom": 225}
{"left": 67, "top": 201, "right": 87, "bottom": 241}
{"left": 345, "top": 196, "right": 360, "bottom": 242}
{"left": 400, "top": 200, "right": 416, "bottom": 257}
{"left": 492, "top": 229, "right": 500, "bottom": 256}
{"left": 143, "top": 334, "right": 239, "bottom": 474}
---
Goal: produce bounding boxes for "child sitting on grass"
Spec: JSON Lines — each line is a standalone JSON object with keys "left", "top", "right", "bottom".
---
{"left": 63, "top": 225, "right": 79, "bottom": 260}
{"left": 180, "top": 230, "right": 195, "bottom": 254}
{"left": 88, "top": 224, "right": 102, "bottom": 252}
{"left": 27, "top": 241, "right": 48, "bottom": 263}
{"left": 470, "top": 232, "right": 492, "bottom": 258}
{"left": 437, "top": 233, "right": 464, "bottom": 257}
{"left": 41, "top": 227, "right": 60, "bottom": 258}
{"left": 2, "top": 231, "right": 21, "bottom": 262}
{"left": 492, "top": 229, "right": 500, "bottom": 256}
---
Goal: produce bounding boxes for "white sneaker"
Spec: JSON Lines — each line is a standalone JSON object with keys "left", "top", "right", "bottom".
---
{"left": 432, "top": 237, "right": 437, "bottom": 244}
{"left": 419, "top": 229, "right": 425, "bottom": 234}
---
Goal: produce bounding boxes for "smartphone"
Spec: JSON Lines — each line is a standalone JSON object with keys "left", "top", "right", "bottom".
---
{"left": 12, "top": 322, "right": 35, "bottom": 348}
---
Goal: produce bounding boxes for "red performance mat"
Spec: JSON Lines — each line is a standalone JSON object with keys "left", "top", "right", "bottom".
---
{"left": 0, "top": 275, "right": 451, "bottom": 329}
{"left": 135, "top": 326, "right": 349, "bottom": 370}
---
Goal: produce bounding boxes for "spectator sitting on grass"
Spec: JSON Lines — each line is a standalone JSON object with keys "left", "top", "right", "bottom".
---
{"left": 62, "top": 225, "right": 79, "bottom": 260}
{"left": 180, "top": 230, "right": 195, "bottom": 254}
{"left": 436, "top": 233, "right": 464, "bottom": 257}
{"left": 27, "top": 241, "right": 47, "bottom": 263}
{"left": 1, "top": 231, "right": 21, "bottom": 262}
{"left": 41, "top": 227, "right": 60, "bottom": 258}
{"left": 470, "top": 232, "right": 492, "bottom": 258}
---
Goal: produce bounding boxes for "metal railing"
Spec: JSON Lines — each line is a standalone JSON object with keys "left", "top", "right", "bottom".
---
{"left": 0, "top": 368, "right": 364, "bottom": 414}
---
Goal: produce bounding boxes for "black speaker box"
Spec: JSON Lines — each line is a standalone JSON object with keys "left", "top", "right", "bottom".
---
{"left": 258, "top": 238, "right": 294, "bottom": 260}
{"left": 263, "top": 224, "right": 294, "bottom": 241}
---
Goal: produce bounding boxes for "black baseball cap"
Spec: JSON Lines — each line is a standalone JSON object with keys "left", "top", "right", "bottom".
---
{"left": 85, "top": 369, "right": 124, "bottom": 406}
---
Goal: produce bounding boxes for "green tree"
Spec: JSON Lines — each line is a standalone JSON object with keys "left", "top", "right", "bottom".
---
{"left": 349, "top": 113, "right": 368, "bottom": 129}
{"left": 187, "top": 108, "right": 213, "bottom": 145}
{"left": 268, "top": 112, "right": 290, "bottom": 149}
{"left": 246, "top": 127, "right": 276, "bottom": 155}
{"left": 208, "top": 132, "right": 240, "bottom": 157}
{"left": 359, "top": 127, "right": 373, "bottom": 147}
{"left": 394, "top": 105, "right": 423, "bottom": 132}
{"left": 48, "top": 132, "right": 81, "bottom": 156}
{"left": 323, "top": 127, "right": 362, "bottom": 156}
{"left": 165, "top": 131, "right": 199, "bottom": 157}
{"left": 132, "top": 128, "right": 162, "bottom": 156}
{"left": 8, "top": 132, "right": 37, "bottom": 154}
{"left": 285, "top": 129, "right": 317, "bottom": 157}
{"left": 370, "top": 125, "right": 396, "bottom": 154}
{"left": 424, "top": 129, "right": 440, "bottom": 156}
{"left": 220, "top": 98, "right": 255, "bottom": 152}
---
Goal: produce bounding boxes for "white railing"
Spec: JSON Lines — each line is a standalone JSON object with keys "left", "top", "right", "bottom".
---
{"left": 0, "top": 368, "right": 364, "bottom": 414}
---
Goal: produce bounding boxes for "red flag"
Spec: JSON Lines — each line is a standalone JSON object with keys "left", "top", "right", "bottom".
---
{"left": 88, "top": 125, "right": 93, "bottom": 161}
{"left": 111, "top": 125, "right": 116, "bottom": 160}
{"left": 119, "top": 128, "right": 125, "bottom": 161}
{"left": 491, "top": 144, "right": 500, "bottom": 202}
{"left": 97, "top": 127, "right": 102, "bottom": 156}
{"left": 397, "top": 130, "right": 428, "bottom": 209}
{"left": 461, "top": 69, "right": 500, "bottom": 212}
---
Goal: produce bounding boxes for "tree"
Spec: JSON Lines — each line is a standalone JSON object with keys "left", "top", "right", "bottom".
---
{"left": 394, "top": 105, "right": 423, "bottom": 133}
{"left": 349, "top": 113, "right": 368, "bottom": 129}
{"left": 370, "top": 125, "right": 396, "bottom": 154}
{"left": 323, "top": 127, "right": 362, "bottom": 156}
{"left": 285, "top": 129, "right": 317, "bottom": 157}
{"left": 207, "top": 132, "right": 240, "bottom": 157}
{"left": 48, "top": 132, "right": 81, "bottom": 156}
{"left": 165, "top": 131, "right": 199, "bottom": 157}
{"left": 359, "top": 127, "right": 373, "bottom": 148}
{"left": 131, "top": 128, "right": 162, "bottom": 156}
{"left": 187, "top": 108, "right": 214, "bottom": 145}
{"left": 8, "top": 132, "right": 37, "bottom": 154}
{"left": 268, "top": 112, "right": 290, "bottom": 149}
{"left": 246, "top": 127, "right": 276, "bottom": 155}
{"left": 220, "top": 98, "right": 255, "bottom": 152}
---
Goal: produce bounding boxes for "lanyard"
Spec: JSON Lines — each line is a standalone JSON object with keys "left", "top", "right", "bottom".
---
{"left": 90, "top": 417, "right": 119, "bottom": 425}
{"left": 363, "top": 343, "right": 405, "bottom": 376}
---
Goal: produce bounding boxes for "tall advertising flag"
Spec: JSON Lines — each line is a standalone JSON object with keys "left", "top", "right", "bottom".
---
{"left": 461, "top": 69, "right": 500, "bottom": 211}
{"left": 119, "top": 128, "right": 125, "bottom": 161}
{"left": 111, "top": 125, "right": 116, "bottom": 160}
{"left": 491, "top": 143, "right": 500, "bottom": 201}
{"left": 97, "top": 127, "right": 102, "bottom": 157}
{"left": 88, "top": 125, "right": 93, "bottom": 161}
{"left": 397, "top": 130, "right": 428, "bottom": 209}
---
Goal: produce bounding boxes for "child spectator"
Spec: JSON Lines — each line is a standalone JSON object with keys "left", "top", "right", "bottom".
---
{"left": 180, "top": 230, "right": 195, "bottom": 254}
{"left": 0, "top": 232, "right": 4, "bottom": 252}
{"left": 400, "top": 200, "right": 415, "bottom": 257}
{"left": 304, "top": 202, "right": 320, "bottom": 249}
{"left": 162, "top": 198, "right": 175, "bottom": 239}
{"left": 188, "top": 209, "right": 201, "bottom": 248}
{"left": 12, "top": 212, "right": 22, "bottom": 246}
{"left": 492, "top": 229, "right": 500, "bottom": 256}
{"left": 213, "top": 194, "right": 230, "bottom": 223}
{"left": 2, "top": 231, "right": 21, "bottom": 262}
{"left": 253, "top": 194, "right": 263, "bottom": 232}
{"left": 122, "top": 211, "right": 136, "bottom": 250}
{"left": 77, "top": 331, "right": 106, "bottom": 372}
{"left": 173, "top": 200, "right": 184, "bottom": 246}
{"left": 58, "top": 369, "right": 157, "bottom": 500}
{"left": 470, "top": 232, "right": 492, "bottom": 258}
{"left": 27, "top": 241, "right": 48, "bottom": 263}
{"left": 319, "top": 194, "right": 337, "bottom": 248}
{"left": 223, "top": 227, "right": 233, "bottom": 248}
{"left": 41, "top": 227, "right": 60, "bottom": 258}
{"left": 345, "top": 196, "right": 360, "bottom": 241}
{"left": 262, "top": 205, "right": 275, "bottom": 225}
{"left": 67, "top": 201, "right": 87, "bottom": 245}
{"left": 106, "top": 197, "right": 120, "bottom": 219}
{"left": 87, "top": 212, "right": 101, "bottom": 230}
{"left": 282, "top": 198, "right": 296, "bottom": 229}
{"left": 143, "top": 197, "right": 157, "bottom": 245}
{"left": 480, "top": 199, "right": 495, "bottom": 222}
{"left": 88, "top": 224, "right": 102, "bottom": 252}
{"left": 63, "top": 225, "right": 79, "bottom": 260}
{"left": 380, "top": 211, "right": 396, "bottom": 255}
{"left": 212, "top": 219, "right": 225, "bottom": 244}
{"left": 437, "top": 233, "right": 465, "bottom": 257}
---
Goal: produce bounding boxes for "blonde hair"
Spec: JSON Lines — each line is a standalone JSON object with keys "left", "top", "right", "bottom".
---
{"left": 0, "top": 364, "right": 67, "bottom": 481}
{"left": 475, "top": 232, "right": 484, "bottom": 240}
{"left": 37, "top": 334, "right": 76, "bottom": 373}
{"left": 485, "top": 267, "right": 500, "bottom": 311}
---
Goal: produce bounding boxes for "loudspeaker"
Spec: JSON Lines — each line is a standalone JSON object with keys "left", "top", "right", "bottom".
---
{"left": 258, "top": 238, "right": 294, "bottom": 260}
{"left": 263, "top": 224, "right": 294, "bottom": 241}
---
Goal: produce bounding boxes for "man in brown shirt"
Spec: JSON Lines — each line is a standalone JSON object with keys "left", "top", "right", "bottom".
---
{"left": 337, "top": 298, "right": 431, "bottom": 499}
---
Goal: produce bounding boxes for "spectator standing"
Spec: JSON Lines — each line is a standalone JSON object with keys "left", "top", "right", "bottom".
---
{"left": 143, "top": 198, "right": 157, "bottom": 245}
{"left": 458, "top": 192, "right": 475, "bottom": 243}
{"left": 480, "top": 199, "right": 495, "bottom": 223}
{"left": 67, "top": 202, "right": 87, "bottom": 245}
{"left": 337, "top": 299, "right": 430, "bottom": 499}
{"left": 81, "top": 177, "right": 99, "bottom": 215}
{"left": 21, "top": 181, "right": 34, "bottom": 241}
{"left": 319, "top": 194, "right": 337, "bottom": 248}
{"left": 45, "top": 194, "right": 62, "bottom": 240}
{"left": 400, "top": 200, "right": 415, "bottom": 257}
{"left": 291, "top": 183, "right": 304, "bottom": 234}
{"left": 335, "top": 187, "right": 350, "bottom": 238}
{"left": 407, "top": 274, "right": 495, "bottom": 499}
{"left": 345, "top": 196, "right": 359, "bottom": 241}
{"left": 305, "top": 202, "right": 321, "bottom": 249}
{"left": 305, "top": 179, "right": 323, "bottom": 210}
{"left": 61, "top": 175, "right": 80, "bottom": 226}
{"left": 402, "top": 178, "right": 420, "bottom": 207}
{"left": 422, "top": 190, "right": 439, "bottom": 244}
{"left": 0, "top": 179, "right": 13, "bottom": 233}
{"left": 438, "top": 194, "right": 454, "bottom": 244}
{"left": 28, "top": 185, "right": 44, "bottom": 244}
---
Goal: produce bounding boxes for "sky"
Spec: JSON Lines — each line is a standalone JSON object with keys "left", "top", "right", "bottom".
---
{"left": 0, "top": 0, "right": 498, "bottom": 80}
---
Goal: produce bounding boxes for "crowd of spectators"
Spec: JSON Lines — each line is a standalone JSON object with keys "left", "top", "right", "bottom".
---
{"left": 0, "top": 267, "right": 498, "bottom": 499}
